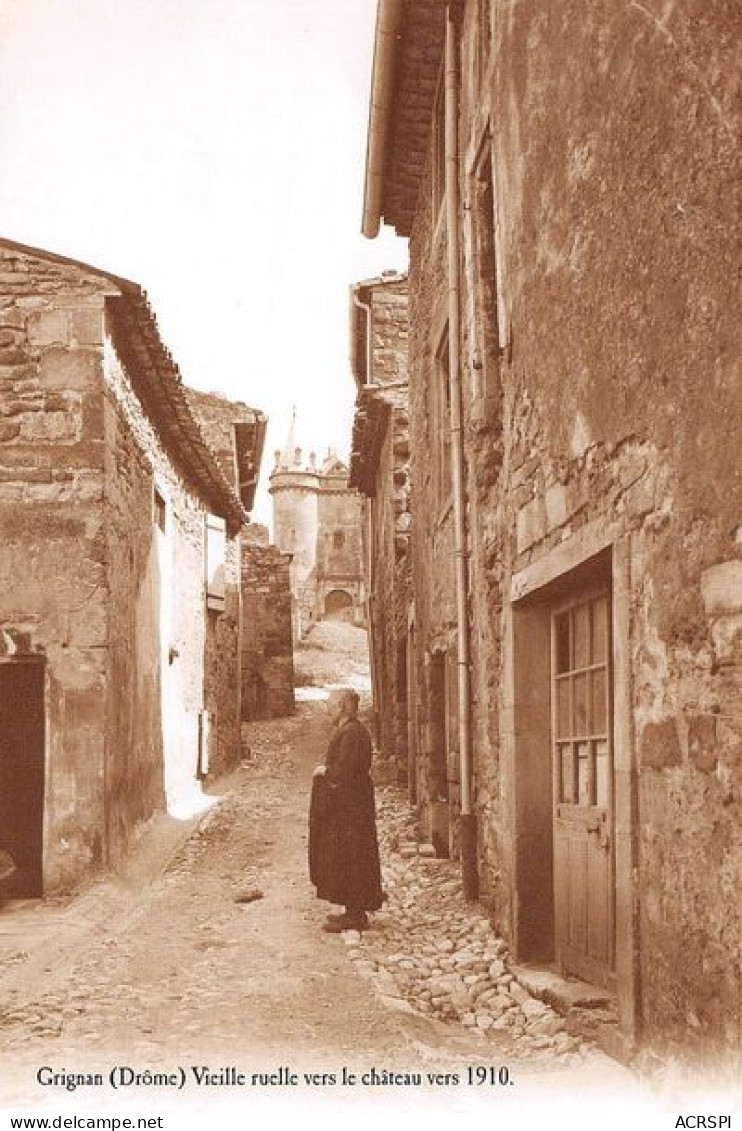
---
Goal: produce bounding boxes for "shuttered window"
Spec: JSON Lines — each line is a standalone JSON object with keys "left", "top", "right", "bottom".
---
{"left": 205, "top": 514, "right": 226, "bottom": 613}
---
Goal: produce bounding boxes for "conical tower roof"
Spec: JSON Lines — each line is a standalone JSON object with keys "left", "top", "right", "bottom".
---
{"left": 272, "top": 405, "right": 302, "bottom": 470}
{"left": 271, "top": 407, "right": 318, "bottom": 475}
{"left": 281, "top": 405, "right": 299, "bottom": 465}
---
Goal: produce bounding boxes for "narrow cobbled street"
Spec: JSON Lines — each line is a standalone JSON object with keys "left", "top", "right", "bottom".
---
{"left": 0, "top": 625, "right": 633, "bottom": 1113}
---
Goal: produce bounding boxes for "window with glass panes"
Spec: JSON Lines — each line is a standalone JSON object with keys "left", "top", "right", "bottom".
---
{"left": 553, "top": 594, "right": 611, "bottom": 810}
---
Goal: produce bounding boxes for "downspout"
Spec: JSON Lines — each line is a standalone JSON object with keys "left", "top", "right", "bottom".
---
{"left": 352, "top": 287, "right": 373, "bottom": 387}
{"left": 445, "top": 7, "right": 478, "bottom": 901}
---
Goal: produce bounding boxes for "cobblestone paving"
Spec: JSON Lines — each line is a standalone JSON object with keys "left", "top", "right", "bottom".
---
{"left": 318, "top": 789, "right": 595, "bottom": 1067}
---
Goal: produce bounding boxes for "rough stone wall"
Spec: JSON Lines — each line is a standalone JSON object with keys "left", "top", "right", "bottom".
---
{"left": 369, "top": 280, "right": 409, "bottom": 384}
{"left": 398, "top": 0, "right": 741, "bottom": 1057}
{"left": 0, "top": 248, "right": 112, "bottom": 891}
{"left": 240, "top": 524, "right": 295, "bottom": 725}
{"left": 389, "top": 404, "right": 413, "bottom": 759}
{"left": 357, "top": 278, "right": 412, "bottom": 767}
{"left": 203, "top": 535, "right": 241, "bottom": 778}
{"left": 102, "top": 334, "right": 242, "bottom": 822}
{"left": 461, "top": 0, "right": 740, "bottom": 1057}
{"left": 367, "top": 399, "right": 412, "bottom": 771}
{"left": 0, "top": 245, "right": 245, "bottom": 889}
{"left": 101, "top": 337, "right": 165, "bottom": 861}
{"left": 407, "top": 138, "right": 460, "bottom": 843}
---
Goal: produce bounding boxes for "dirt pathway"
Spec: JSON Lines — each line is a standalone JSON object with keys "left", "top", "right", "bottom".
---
{"left": 0, "top": 701, "right": 418, "bottom": 1087}
{"left": 0, "top": 624, "right": 640, "bottom": 1119}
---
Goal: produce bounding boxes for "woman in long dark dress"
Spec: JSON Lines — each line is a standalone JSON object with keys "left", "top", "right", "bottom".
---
{"left": 309, "top": 689, "right": 383, "bottom": 932}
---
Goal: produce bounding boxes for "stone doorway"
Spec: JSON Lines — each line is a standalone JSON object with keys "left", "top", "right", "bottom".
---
{"left": 0, "top": 657, "right": 45, "bottom": 898}
{"left": 507, "top": 535, "right": 638, "bottom": 1046}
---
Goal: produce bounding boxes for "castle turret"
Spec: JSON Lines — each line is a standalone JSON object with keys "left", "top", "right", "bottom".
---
{"left": 269, "top": 408, "right": 320, "bottom": 638}
{"left": 270, "top": 411, "right": 366, "bottom": 638}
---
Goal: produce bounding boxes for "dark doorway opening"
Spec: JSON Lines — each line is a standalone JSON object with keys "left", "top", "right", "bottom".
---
{"left": 0, "top": 659, "right": 45, "bottom": 898}
{"left": 324, "top": 589, "right": 354, "bottom": 620}
{"left": 243, "top": 669, "right": 268, "bottom": 721}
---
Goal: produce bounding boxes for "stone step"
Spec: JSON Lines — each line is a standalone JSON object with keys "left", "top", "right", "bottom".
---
{"left": 509, "top": 964, "right": 614, "bottom": 1015}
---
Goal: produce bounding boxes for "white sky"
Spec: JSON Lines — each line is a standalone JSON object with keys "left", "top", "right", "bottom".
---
{"left": 0, "top": 0, "right": 406, "bottom": 526}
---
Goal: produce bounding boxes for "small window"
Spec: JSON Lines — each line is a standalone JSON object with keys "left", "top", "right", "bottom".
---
{"left": 205, "top": 514, "right": 226, "bottom": 613}
{"left": 333, "top": 530, "right": 345, "bottom": 551}
{"left": 153, "top": 487, "right": 167, "bottom": 533}
{"left": 552, "top": 594, "right": 611, "bottom": 807}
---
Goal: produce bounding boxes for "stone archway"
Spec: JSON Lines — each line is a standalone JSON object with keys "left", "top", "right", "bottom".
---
{"left": 323, "top": 589, "right": 354, "bottom": 621}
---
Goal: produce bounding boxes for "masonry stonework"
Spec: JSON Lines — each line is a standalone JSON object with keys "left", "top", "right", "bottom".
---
{"left": 270, "top": 423, "right": 365, "bottom": 639}
{"left": 185, "top": 390, "right": 268, "bottom": 775}
{"left": 350, "top": 276, "right": 411, "bottom": 777}
{"left": 0, "top": 255, "right": 110, "bottom": 891}
{"left": 0, "top": 240, "right": 257, "bottom": 894}
{"left": 240, "top": 524, "right": 295, "bottom": 727}
{"left": 361, "top": 0, "right": 742, "bottom": 1063}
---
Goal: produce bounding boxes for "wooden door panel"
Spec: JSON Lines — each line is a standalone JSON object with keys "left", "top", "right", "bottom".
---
{"left": 587, "top": 834, "right": 611, "bottom": 964}
{"left": 554, "top": 829, "right": 569, "bottom": 952}
{"left": 552, "top": 593, "right": 614, "bottom": 988}
{"left": 567, "top": 828, "right": 587, "bottom": 954}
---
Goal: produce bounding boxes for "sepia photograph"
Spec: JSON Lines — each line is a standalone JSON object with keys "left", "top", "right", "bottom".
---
{"left": 0, "top": 2, "right": 740, "bottom": 1128}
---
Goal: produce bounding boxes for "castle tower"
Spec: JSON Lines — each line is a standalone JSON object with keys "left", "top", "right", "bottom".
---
{"left": 314, "top": 449, "right": 365, "bottom": 624}
{"left": 269, "top": 408, "right": 320, "bottom": 639}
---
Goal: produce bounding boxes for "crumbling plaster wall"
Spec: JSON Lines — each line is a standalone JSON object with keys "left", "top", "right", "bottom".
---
{"left": 103, "top": 334, "right": 242, "bottom": 830}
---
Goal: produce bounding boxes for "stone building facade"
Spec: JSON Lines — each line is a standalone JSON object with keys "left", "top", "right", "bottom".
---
{"left": 185, "top": 388, "right": 268, "bottom": 771}
{"left": 0, "top": 239, "right": 264, "bottom": 895}
{"left": 361, "top": 0, "right": 741, "bottom": 1063}
{"left": 240, "top": 523, "right": 295, "bottom": 725}
{"left": 269, "top": 414, "right": 365, "bottom": 639}
{"left": 185, "top": 392, "right": 294, "bottom": 728}
{"left": 348, "top": 274, "right": 412, "bottom": 775}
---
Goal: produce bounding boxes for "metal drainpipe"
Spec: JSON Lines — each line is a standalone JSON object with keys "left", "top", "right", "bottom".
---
{"left": 445, "top": 7, "right": 478, "bottom": 901}
{"left": 352, "top": 288, "right": 373, "bottom": 388}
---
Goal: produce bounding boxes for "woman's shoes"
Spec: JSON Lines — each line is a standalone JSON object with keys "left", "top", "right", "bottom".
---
{"left": 322, "top": 910, "right": 368, "bottom": 933}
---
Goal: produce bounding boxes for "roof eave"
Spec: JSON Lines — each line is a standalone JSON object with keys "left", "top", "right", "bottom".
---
{"left": 361, "top": 0, "right": 404, "bottom": 239}
{"left": 236, "top": 412, "right": 268, "bottom": 513}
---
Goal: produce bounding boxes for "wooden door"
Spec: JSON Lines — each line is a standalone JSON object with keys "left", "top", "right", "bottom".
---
{"left": 552, "top": 593, "right": 615, "bottom": 987}
{"left": 0, "top": 660, "right": 45, "bottom": 898}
